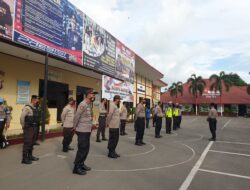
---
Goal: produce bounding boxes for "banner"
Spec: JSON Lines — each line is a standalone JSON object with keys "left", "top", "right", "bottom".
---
{"left": 0, "top": 0, "right": 14, "bottom": 40}
{"left": 14, "top": 0, "right": 83, "bottom": 64}
{"left": 115, "top": 40, "right": 135, "bottom": 83}
{"left": 83, "top": 14, "right": 116, "bottom": 76}
{"left": 102, "top": 75, "right": 133, "bottom": 102}
{"left": 17, "top": 80, "right": 30, "bottom": 104}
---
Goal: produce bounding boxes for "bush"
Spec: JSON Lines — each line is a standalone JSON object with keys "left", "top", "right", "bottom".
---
{"left": 39, "top": 98, "right": 50, "bottom": 124}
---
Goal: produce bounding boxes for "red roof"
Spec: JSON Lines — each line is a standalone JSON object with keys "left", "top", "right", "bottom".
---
{"left": 161, "top": 79, "right": 250, "bottom": 104}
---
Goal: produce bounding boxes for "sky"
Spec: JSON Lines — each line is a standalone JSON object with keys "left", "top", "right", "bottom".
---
{"left": 71, "top": 0, "right": 250, "bottom": 86}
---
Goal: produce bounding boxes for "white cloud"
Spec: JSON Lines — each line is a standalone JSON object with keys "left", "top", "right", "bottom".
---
{"left": 70, "top": 0, "right": 250, "bottom": 84}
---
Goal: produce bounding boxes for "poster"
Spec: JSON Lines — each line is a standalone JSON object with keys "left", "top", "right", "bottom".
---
{"left": 0, "top": 0, "right": 14, "bottom": 40}
{"left": 82, "top": 14, "right": 116, "bottom": 76}
{"left": 17, "top": 80, "right": 30, "bottom": 104}
{"left": 102, "top": 75, "right": 133, "bottom": 102}
{"left": 115, "top": 40, "right": 135, "bottom": 83}
{"left": 14, "top": 0, "right": 83, "bottom": 64}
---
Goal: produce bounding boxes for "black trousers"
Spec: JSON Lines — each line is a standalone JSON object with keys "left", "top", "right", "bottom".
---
{"left": 155, "top": 117, "right": 162, "bottom": 137}
{"left": 165, "top": 117, "right": 172, "bottom": 133}
{"left": 209, "top": 119, "right": 217, "bottom": 140}
{"left": 120, "top": 120, "right": 127, "bottom": 134}
{"left": 62, "top": 127, "right": 74, "bottom": 148}
{"left": 178, "top": 116, "right": 182, "bottom": 128}
{"left": 74, "top": 132, "right": 91, "bottom": 165}
{"left": 153, "top": 116, "right": 156, "bottom": 127}
{"left": 0, "top": 120, "right": 7, "bottom": 147}
{"left": 135, "top": 118, "right": 145, "bottom": 143}
{"left": 173, "top": 116, "right": 178, "bottom": 130}
{"left": 23, "top": 127, "right": 36, "bottom": 154}
{"left": 34, "top": 125, "right": 40, "bottom": 142}
{"left": 146, "top": 118, "right": 150, "bottom": 128}
{"left": 108, "top": 128, "right": 119, "bottom": 152}
{"left": 97, "top": 116, "right": 106, "bottom": 139}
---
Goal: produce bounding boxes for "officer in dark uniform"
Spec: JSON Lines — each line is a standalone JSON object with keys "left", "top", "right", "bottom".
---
{"left": 20, "top": 95, "right": 40, "bottom": 164}
{"left": 33, "top": 101, "right": 41, "bottom": 146}
{"left": 96, "top": 98, "right": 108, "bottom": 142}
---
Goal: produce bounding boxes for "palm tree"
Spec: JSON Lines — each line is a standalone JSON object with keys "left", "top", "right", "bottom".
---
{"left": 168, "top": 82, "right": 183, "bottom": 102}
{"left": 187, "top": 74, "right": 206, "bottom": 115}
{"left": 209, "top": 71, "right": 232, "bottom": 116}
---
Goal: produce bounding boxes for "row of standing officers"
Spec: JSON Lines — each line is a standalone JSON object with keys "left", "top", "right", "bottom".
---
{"left": 19, "top": 91, "right": 182, "bottom": 176}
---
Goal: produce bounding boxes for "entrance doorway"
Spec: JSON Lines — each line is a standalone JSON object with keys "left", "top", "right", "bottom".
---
{"left": 76, "top": 86, "right": 91, "bottom": 106}
{"left": 39, "top": 80, "right": 69, "bottom": 121}
{"left": 238, "top": 104, "right": 247, "bottom": 117}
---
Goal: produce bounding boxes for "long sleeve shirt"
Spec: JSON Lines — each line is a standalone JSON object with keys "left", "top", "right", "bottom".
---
{"left": 107, "top": 101, "right": 120, "bottom": 129}
{"left": 61, "top": 104, "right": 75, "bottom": 128}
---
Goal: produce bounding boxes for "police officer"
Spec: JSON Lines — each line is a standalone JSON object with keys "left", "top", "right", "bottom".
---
{"left": 120, "top": 102, "right": 128, "bottom": 136}
{"left": 61, "top": 97, "right": 75, "bottom": 152}
{"left": 33, "top": 100, "right": 41, "bottom": 146}
{"left": 0, "top": 97, "right": 10, "bottom": 149}
{"left": 107, "top": 95, "right": 121, "bottom": 158}
{"left": 165, "top": 102, "right": 173, "bottom": 134}
{"left": 207, "top": 103, "right": 218, "bottom": 141}
{"left": 96, "top": 98, "right": 108, "bottom": 142}
{"left": 173, "top": 104, "right": 179, "bottom": 131}
{"left": 135, "top": 98, "right": 146, "bottom": 146}
{"left": 154, "top": 101, "right": 163, "bottom": 138}
{"left": 177, "top": 104, "right": 182, "bottom": 129}
{"left": 20, "top": 95, "right": 40, "bottom": 164}
{"left": 73, "top": 89, "right": 97, "bottom": 175}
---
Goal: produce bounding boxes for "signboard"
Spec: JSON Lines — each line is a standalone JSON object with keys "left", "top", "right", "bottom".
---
{"left": 202, "top": 89, "right": 220, "bottom": 98}
{"left": 0, "top": 0, "right": 14, "bottom": 40}
{"left": 115, "top": 40, "right": 135, "bottom": 83}
{"left": 82, "top": 14, "right": 116, "bottom": 76}
{"left": 17, "top": 80, "right": 30, "bottom": 104}
{"left": 14, "top": 0, "right": 83, "bottom": 64}
{"left": 137, "top": 84, "right": 146, "bottom": 94}
{"left": 102, "top": 75, "right": 133, "bottom": 102}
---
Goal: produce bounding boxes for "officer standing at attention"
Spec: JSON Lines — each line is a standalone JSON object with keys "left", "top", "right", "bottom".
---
{"left": 0, "top": 97, "right": 11, "bottom": 149}
{"left": 154, "top": 101, "right": 163, "bottom": 138}
{"left": 173, "top": 104, "right": 179, "bottom": 131}
{"left": 135, "top": 98, "right": 146, "bottom": 146}
{"left": 165, "top": 102, "right": 173, "bottom": 134}
{"left": 96, "top": 98, "right": 108, "bottom": 142}
{"left": 120, "top": 102, "right": 128, "bottom": 136}
{"left": 207, "top": 103, "right": 218, "bottom": 141}
{"left": 20, "top": 95, "right": 40, "bottom": 164}
{"left": 33, "top": 100, "right": 41, "bottom": 146}
{"left": 61, "top": 97, "right": 76, "bottom": 152}
{"left": 73, "top": 89, "right": 97, "bottom": 175}
{"left": 107, "top": 95, "right": 121, "bottom": 158}
{"left": 177, "top": 104, "right": 182, "bottom": 129}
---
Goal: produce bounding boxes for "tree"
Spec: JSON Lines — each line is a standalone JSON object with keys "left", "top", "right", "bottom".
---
{"left": 209, "top": 71, "right": 232, "bottom": 116}
{"left": 223, "top": 73, "right": 247, "bottom": 86}
{"left": 168, "top": 82, "right": 183, "bottom": 102}
{"left": 187, "top": 74, "right": 206, "bottom": 116}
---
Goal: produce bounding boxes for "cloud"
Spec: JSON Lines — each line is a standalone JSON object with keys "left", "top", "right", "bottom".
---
{"left": 70, "top": 0, "right": 250, "bottom": 84}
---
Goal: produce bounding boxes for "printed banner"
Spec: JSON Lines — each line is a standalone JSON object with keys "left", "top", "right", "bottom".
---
{"left": 115, "top": 40, "right": 135, "bottom": 83}
{"left": 102, "top": 75, "right": 133, "bottom": 102}
{"left": 0, "top": 0, "right": 14, "bottom": 40}
{"left": 17, "top": 80, "right": 30, "bottom": 104}
{"left": 14, "top": 0, "right": 83, "bottom": 64}
{"left": 83, "top": 14, "right": 116, "bottom": 76}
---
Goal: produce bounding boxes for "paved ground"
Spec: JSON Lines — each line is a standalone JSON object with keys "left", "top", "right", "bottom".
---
{"left": 0, "top": 116, "right": 250, "bottom": 190}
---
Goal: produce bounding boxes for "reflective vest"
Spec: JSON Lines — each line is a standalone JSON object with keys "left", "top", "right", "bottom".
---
{"left": 165, "top": 107, "right": 173, "bottom": 118}
{"left": 173, "top": 108, "right": 179, "bottom": 117}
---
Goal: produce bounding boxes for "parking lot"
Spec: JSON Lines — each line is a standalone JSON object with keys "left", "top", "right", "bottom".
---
{"left": 0, "top": 116, "right": 249, "bottom": 190}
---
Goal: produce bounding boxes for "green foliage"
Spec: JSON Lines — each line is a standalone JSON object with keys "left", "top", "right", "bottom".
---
{"left": 39, "top": 99, "right": 50, "bottom": 124}
{"left": 223, "top": 73, "right": 247, "bottom": 86}
{"left": 209, "top": 71, "right": 232, "bottom": 93}
{"left": 183, "top": 104, "right": 192, "bottom": 112}
{"left": 199, "top": 104, "right": 209, "bottom": 112}
{"left": 224, "top": 107, "right": 231, "bottom": 113}
{"left": 169, "top": 81, "right": 183, "bottom": 98}
{"left": 187, "top": 74, "right": 206, "bottom": 98}
{"left": 231, "top": 104, "right": 238, "bottom": 114}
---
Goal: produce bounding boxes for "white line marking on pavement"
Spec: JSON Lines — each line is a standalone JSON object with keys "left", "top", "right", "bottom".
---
{"left": 92, "top": 143, "right": 195, "bottom": 172}
{"left": 179, "top": 141, "right": 214, "bottom": 190}
{"left": 216, "top": 141, "right": 250, "bottom": 146}
{"left": 57, "top": 155, "right": 67, "bottom": 159}
{"left": 209, "top": 150, "right": 250, "bottom": 157}
{"left": 39, "top": 153, "right": 54, "bottom": 158}
{"left": 199, "top": 169, "right": 250, "bottom": 180}
{"left": 191, "top": 118, "right": 197, "bottom": 123}
{"left": 221, "top": 119, "right": 232, "bottom": 130}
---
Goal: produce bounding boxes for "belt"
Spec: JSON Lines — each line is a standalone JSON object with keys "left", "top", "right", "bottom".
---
{"left": 0, "top": 118, "right": 5, "bottom": 122}
{"left": 99, "top": 115, "right": 106, "bottom": 117}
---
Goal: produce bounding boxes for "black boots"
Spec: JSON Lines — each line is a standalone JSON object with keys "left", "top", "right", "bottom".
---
{"left": 63, "top": 146, "right": 74, "bottom": 152}
{"left": 29, "top": 151, "right": 39, "bottom": 161}
{"left": 102, "top": 137, "right": 108, "bottom": 141}
{"left": 96, "top": 136, "right": 101, "bottom": 143}
{"left": 22, "top": 153, "right": 32, "bottom": 164}
{"left": 73, "top": 165, "right": 87, "bottom": 175}
{"left": 80, "top": 164, "right": 91, "bottom": 171}
{"left": 108, "top": 151, "right": 120, "bottom": 159}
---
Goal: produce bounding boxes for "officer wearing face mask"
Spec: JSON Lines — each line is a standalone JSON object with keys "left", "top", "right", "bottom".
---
{"left": 20, "top": 95, "right": 40, "bottom": 164}
{"left": 72, "top": 89, "right": 98, "bottom": 175}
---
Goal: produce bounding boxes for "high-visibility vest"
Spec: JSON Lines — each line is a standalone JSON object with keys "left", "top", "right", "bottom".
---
{"left": 165, "top": 107, "right": 173, "bottom": 118}
{"left": 173, "top": 108, "right": 179, "bottom": 117}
